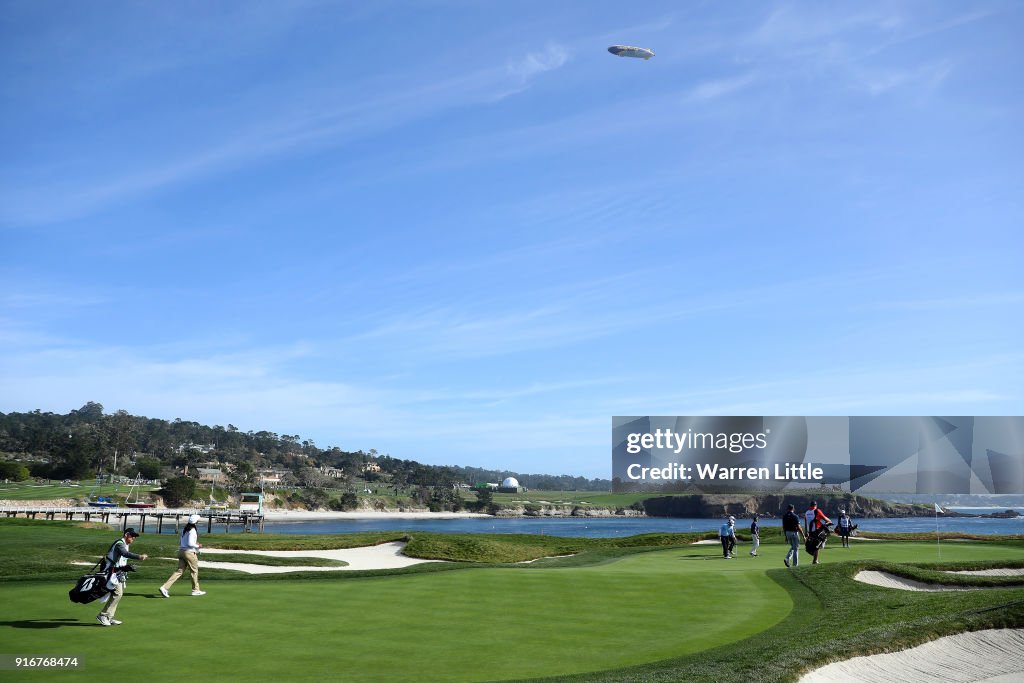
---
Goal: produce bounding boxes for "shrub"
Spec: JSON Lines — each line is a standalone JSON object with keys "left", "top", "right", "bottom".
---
{"left": 159, "top": 476, "right": 197, "bottom": 507}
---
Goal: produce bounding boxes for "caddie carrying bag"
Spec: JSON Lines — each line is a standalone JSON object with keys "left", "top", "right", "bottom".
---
{"left": 804, "top": 524, "right": 832, "bottom": 556}
{"left": 68, "top": 539, "right": 119, "bottom": 604}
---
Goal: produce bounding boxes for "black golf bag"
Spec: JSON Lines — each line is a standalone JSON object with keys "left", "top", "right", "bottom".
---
{"left": 69, "top": 571, "right": 113, "bottom": 604}
{"left": 68, "top": 540, "right": 134, "bottom": 604}
{"left": 804, "top": 523, "right": 832, "bottom": 556}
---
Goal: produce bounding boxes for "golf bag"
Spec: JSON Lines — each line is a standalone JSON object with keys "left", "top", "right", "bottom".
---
{"left": 804, "top": 523, "right": 832, "bottom": 556}
{"left": 69, "top": 571, "right": 112, "bottom": 604}
{"left": 68, "top": 539, "right": 135, "bottom": 604}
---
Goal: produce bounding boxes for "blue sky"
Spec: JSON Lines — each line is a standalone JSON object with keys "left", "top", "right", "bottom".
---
{"left": 2, "top": 1, "right": 1022, "bottom": 478}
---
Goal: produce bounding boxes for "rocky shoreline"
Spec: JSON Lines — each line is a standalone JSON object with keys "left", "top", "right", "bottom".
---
{"left": 3, "top": 494, "right": 1017, "bottom": 521}
{"left": 640, "top": 493, "right": 943, "bottom": 519}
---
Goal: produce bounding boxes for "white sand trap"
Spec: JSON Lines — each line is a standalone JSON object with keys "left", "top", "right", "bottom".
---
{"left": 692, "top": 539, "right": 721, "bottom": 545}
{"left": 517, "top": 554, "right": 577, "bottom": 564}
{"left": 186, "top": 541, "right": 445, "bottom": 574}
{"left": 798, "top": 628, "right": 1024, "bottom": 682}
{"left": 947, "top": 568, "right": 1024, "bottom": 577}
{"left": 853, "top": 570, "right": 1018, "bottom": 592}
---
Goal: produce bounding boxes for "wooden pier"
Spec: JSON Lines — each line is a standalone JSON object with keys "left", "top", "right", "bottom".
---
{"left": 0, "top": 505, "right": 264, "bottom": 533}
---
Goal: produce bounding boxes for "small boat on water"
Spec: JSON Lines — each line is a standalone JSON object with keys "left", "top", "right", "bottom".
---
{"left": 88, "top": 496, "right": 118, "bottom": 508}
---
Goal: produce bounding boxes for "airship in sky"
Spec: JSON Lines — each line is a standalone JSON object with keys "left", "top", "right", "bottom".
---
{"left": 608, "top": 45, "right": 655, "bottom": 60}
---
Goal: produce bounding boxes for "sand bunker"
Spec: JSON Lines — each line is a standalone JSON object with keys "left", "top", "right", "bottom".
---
{"left": 946, "top": 568, "right": 1024, "bottom": 577}
{"left": 189, "top": 541, "right": 444, "bottom": 574}
{"left": 799, "top": 628, "right": 1024, "bottom": 682}
{"left": 852, "top": 570, "right": 1017, "bottom": 592}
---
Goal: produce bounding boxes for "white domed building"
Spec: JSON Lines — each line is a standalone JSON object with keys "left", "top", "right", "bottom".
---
{"left": 498, "top": 476, "right": 523, "bottom": 493}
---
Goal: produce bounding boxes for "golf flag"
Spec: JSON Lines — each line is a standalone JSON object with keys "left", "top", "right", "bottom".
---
{"left": 934, "top": 503, "right": 944, "bottom": 514}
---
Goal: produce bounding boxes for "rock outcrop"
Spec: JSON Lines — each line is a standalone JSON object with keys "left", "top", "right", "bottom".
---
{"left": 640, "top": 493, "right": 934, "bottom": 518}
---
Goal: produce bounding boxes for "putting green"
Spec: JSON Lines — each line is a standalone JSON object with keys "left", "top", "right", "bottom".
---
{"left": 0, "top": 547, "right": 792, "bottom": 682}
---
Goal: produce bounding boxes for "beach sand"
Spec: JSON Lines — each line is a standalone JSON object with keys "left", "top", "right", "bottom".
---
{"left": 260, "top": 510, "right": 489, "bottom": 522}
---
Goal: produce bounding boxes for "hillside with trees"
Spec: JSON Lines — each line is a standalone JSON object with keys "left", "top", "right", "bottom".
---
{"left": 0, "top": 403, "right": 611, "bottom": 498}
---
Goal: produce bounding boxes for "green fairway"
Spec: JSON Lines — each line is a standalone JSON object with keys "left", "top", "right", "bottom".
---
{"left": 0, "top": 546, "right": 792, "bottom": 682}
{"left": 1, "top": 520, "right": 1022, "bottom": 682}
{"left": 0, "top": 482, "right": 158, "bottom": 502}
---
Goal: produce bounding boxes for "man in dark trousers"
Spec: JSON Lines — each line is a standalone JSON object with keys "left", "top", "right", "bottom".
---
{"left": 783, "top": 504, "right": 805, "bottom": 568}
{"left": 96, "top": 528, "right": 148, "bottom": 626}
{"left": 836, "top": 509, "right": 854, "bottom": 548}
{"left": 719, "top": 516, "right": 738, "bottom": 559}
{"left": 804, "top": 501, "right": 832, "bottom": 565}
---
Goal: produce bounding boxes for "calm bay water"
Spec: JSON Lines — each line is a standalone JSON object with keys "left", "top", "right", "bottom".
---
{"left": 255, "top": 508, "right": 1024, "bottom": 538}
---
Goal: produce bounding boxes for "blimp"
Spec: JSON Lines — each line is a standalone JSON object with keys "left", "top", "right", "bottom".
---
{"left": 608, "top": 45, "right": 655, "bottom": 60}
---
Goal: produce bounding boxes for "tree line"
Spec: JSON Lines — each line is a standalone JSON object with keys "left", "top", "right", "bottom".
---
{"left": 0, "top": 403, "right": 610, "bottom": 492}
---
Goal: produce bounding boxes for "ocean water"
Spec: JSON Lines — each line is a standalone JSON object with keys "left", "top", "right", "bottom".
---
{"left": 254, "top": 510, "right": 1024, "bottom": 538}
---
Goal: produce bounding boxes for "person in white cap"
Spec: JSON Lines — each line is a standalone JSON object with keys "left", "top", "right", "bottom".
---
{"left": 836, "top": 509, "right": 853, "bottom": 548}
{"left": 159, "top": 513, "right": 205, "bottom": 597}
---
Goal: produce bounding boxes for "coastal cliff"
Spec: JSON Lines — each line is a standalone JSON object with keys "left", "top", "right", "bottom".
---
{"left": 640, "top": 493, "right": 934, "bottom": 518}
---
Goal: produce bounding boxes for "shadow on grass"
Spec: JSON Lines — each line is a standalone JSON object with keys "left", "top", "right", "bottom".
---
{"left": 2, "top": 618, "right": 93, "bottom": 629}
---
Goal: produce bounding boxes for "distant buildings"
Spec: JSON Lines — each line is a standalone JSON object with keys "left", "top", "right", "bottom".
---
{"left": 498, "top": 477, "right": 524, "bottom": 493}
{"left": 195, "top": 468, "right": 225, "bottom": 484}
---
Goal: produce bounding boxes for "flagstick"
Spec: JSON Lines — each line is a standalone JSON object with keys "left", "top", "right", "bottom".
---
{"left": 935, "top": 503, "right": 942, "bottom": 561}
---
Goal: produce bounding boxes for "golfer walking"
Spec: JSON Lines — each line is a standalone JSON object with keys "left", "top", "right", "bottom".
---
{"left": 160, "top": 514, "right": 206, "bottom": 597}
{"left": 782, "top": 505, "right": 805, "bottom": 568}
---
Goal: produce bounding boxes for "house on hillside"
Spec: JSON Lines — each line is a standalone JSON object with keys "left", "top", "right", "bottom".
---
{"left": 319, "top": 465, "right": 345, "bottom": 479}
{"left": 196, "top": 468, "right": 226, "bottom": 484}
{"left": 257, "top": 469, "right": 289, "bottom": 486}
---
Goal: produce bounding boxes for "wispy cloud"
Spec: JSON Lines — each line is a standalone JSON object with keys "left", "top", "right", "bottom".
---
{"left": 685, "top": 73, "right": 756, "bottom": 103}
{"left": 864, "top": 292, "right": 1024, "bottom": 312}
{"left": 2, "top": 40, "right": 573, "bottom": 228}
{"left": 506, "top": 42, "right": 570, "bottom": 84}
{"left": 851, "top": 61, "right": 953, "bottom": 96}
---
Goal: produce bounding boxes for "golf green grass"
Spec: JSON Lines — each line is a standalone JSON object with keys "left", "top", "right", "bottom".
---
{"left": 1, "top": 520, "right": 1023, "bottom": 682}
{"left": 1, "top": 546, "right": 792, "bottom": 682}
